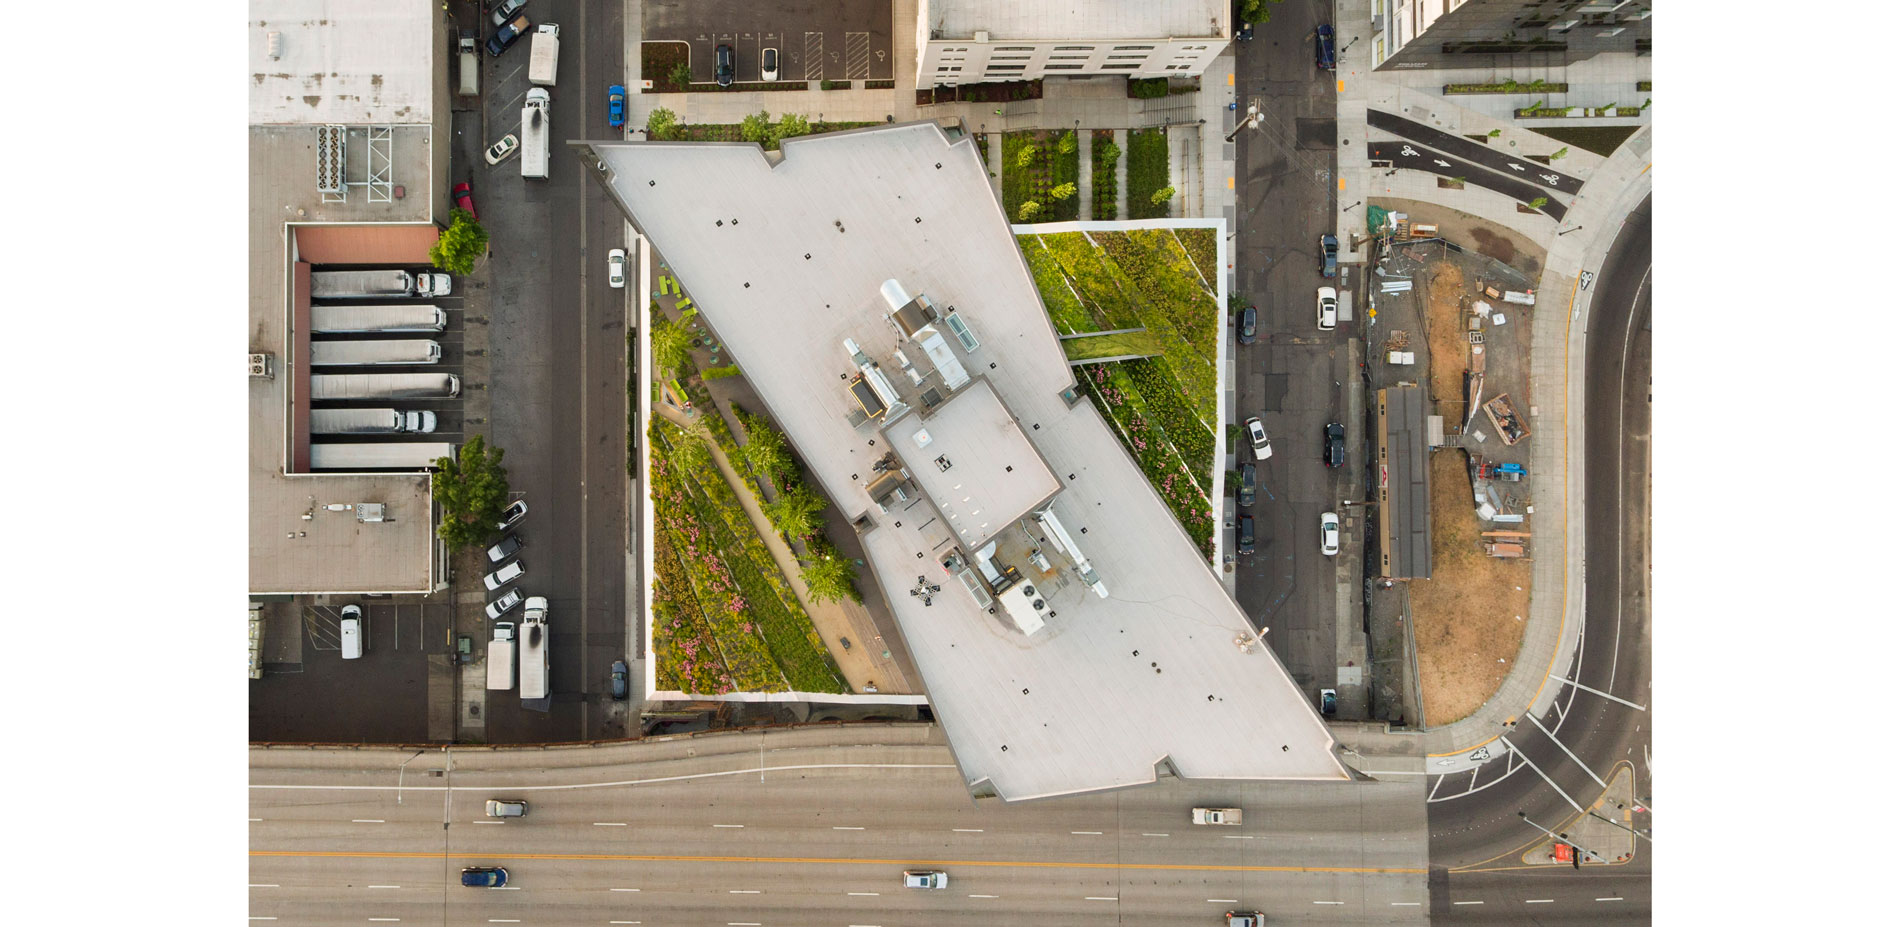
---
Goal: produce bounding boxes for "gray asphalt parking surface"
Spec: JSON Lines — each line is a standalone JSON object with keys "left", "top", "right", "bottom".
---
{"left": 643, "top": 0, "right": 893, "bottom": 84}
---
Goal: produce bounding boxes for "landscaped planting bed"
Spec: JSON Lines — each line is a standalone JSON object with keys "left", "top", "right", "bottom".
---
{"left": 1079, "top": 364, "right": 1213, "bottom": 556}
{"left": 1001, "top": 130, "right": 1082, "bottom": 223}
{"left": 1125, "top": 129, "right": 1171, "bottom": 219}
{"left": 649, "top": 419, "right": 847, "bottom": 695}
{"left": 1090, "top": 130, "right": 1120, "bottom": 220}
{"left": 1175, "top": 228, "right": 1217, "bottom": 286}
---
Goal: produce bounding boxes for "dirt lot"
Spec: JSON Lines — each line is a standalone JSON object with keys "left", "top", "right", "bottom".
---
{"left": 1409, "top": 450, "right": 1533, "bottom": 727}
{"left": 1422, "top": 260, "right": 1470, "bottom": 417}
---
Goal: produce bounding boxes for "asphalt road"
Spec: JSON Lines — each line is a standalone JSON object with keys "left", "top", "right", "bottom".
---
{"left": 1230, "top": 3, "right": 1356, "bottom": 706}
{"left": 475, "top": 0, "right": 634, "bottom": 743}
{"left": 249, "top": 732, "right": 1430, "bottom": 925}
{"left": 1366, "top": 140, "right": 1569, "bottom": 221}
{"left": 1366, "top": 110, "right": 1583, "bottom": 195}
{"left": 1427, "top": 195, "right": 1651, "bottom": 912}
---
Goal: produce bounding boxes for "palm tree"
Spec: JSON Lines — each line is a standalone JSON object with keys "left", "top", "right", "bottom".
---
{"left": 765, "top": 483, "right": 825, "bottom": 539}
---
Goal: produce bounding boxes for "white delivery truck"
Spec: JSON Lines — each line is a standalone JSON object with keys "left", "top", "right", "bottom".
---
{"left": 309, "top": 408, "right": 438, "bottom": 435}
{"left": 486, "top": 623, "right": 517, "bottom": 690}
{"left": 458, "top": 31, "right": 480, "bottom": 96}
{"left": 309, "top": 339, "right": 442, "bottom": 366}
{"left": 518, "top": 597, "right": 550, "bottom": 700}
{"left": 521, "top": 88, "right": 550, "bottom": 180}
{"left": 310, "top": 304, "right": 448, "bottom": 334}
{"left": 310, "top": 373, "right": 461, "bottom": 401}
{"left": 528, "top": 24, "right": 560, "bottom": 86}
{"left": 308, "top": 443, "right": 457, "bottom": 471}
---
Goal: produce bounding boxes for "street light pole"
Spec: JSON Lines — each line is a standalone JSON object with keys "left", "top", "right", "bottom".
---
{"left": 395, "top": 748, "right": 427, "bottom": 805}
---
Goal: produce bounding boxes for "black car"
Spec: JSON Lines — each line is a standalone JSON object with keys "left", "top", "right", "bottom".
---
{"left": 1238, "top": 305, "right": 1257, "bottom": 345}
{"left": 1238, "top": 463, "right": 1256, "bottom": 508}
{"left": 1324, "top": 422, "right": 1346, "bottom": 468}
{"left": 715, "top": 44, "right": 735, "bottom": 87}
{"left": 487, "top": 13, "right": 531, "bottom": 56}
{"left": 461, "top": 867, "right": 508, "bottom": 888}
{"left": 1237, "top": 515, "right": 1256, "bottom": 554}
{"left": 610, "top": 660, "right": 629, "bottom": 700}
{"left": 1319, "top": 234, "right": 1338, "bottom": 278}
{"left": 1237, "top": 21, "right": 1254, "bottom": 42}
{"left": 1316, "top": 25, "right": 1337, "bottom": 70}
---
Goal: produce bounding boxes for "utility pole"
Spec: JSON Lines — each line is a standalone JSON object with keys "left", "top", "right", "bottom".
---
{"left": 1518, "top": 810, "right": 1608, "bottom": 863}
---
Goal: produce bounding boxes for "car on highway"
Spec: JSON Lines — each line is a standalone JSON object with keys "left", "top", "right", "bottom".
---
{"left": 489, "top": 0, "right": 527, "bottom": 28}
{"left": 452, "top": 181, "right": 477, "bottom": 220}
{"left": 497, "top": 499, "right": 528, "bottom": 531}
{"left": 1238, "top": 462, "right": 1256, "bottom": 507}
{"left": 611, "top": 660, "right": 629, "bottom": 699}
{"left": 1245, "top": 416, "right": 1273, "bottom": 460}
{"left": 487, "top": 533, "right": 525, "bottom": 564}
{"left": 1317, "top": 286, "right": 1337, "bottom": 330}
{"left": 1316, "top": 25, "right": 1337, "bottom": 70}
{"left": 1226, "top": 912, "right": 1267, "bottom": 927}
{"left": 902, "top": 870, "right": 948, "bottom": 889}
{"left": 1320, "top": 512, "right": 1340, "bottom": 556}
{"left": 1237, "top": 514, "right": 1255, "bottom": 555}
{"left": 1320, "top": 688, "right": 1338, "bottom": 716}
{"left": 485, "top": 589, "right": 525, "bottom": 620}
{"left": 485, "top": 799, "right": 528, "bottom": 818}
{"left": 461, "top": 867, "right": 508, "bottom": 887}
{"left": 487, "top": 12, "right": 531, "bottom": 57}
{"left": 484, "top": 559, "right": 526, "bottom": 591}
{"left": 1324, "top": 422, "right": 1346, "bottom": 468}
{"left": 484, "top": 133, "right": 520, "bottom": 165}
{"left": 607, "top": 84, "right": 627, "bottom": 128}
{"left": 1319, "top": 233, "right": 1338, "bottom": 278}
{"left": 608, "top": 248, "right": 627, "bottom": 288}
{"left": 1238, "top": 304, "right": 1257, "bottom": 345}
{"left": 715, "top": 44, "right": 735, "bottom": 87}
{"left": 761, "top": 47, "right": 779, "bottom": 81}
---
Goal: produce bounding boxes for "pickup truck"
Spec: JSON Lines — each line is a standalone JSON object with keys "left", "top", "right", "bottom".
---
{"left": 1191, "top": 807, "right": 1242, "bottom": 826}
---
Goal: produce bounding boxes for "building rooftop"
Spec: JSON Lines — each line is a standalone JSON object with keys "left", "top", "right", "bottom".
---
{"left": 921, "top": 0, "right": 1228, "bottom": 41}
{"left": 249, "top": 0, "right": 437, "bottom": 125}
{"left": 1379, "top": 385, "right": 1433, "bottom": 579}
{"left": 587, "top": 123, "right": 1344, "bottom": 800}
{"left": 890, "top": 380, "right": 1061, "bottom": 551}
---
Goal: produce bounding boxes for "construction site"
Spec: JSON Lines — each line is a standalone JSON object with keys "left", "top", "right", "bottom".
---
{"left": 1363, "top": 206, "right": 1544, "bottom": 728}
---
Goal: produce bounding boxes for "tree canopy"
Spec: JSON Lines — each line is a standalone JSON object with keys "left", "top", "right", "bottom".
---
{"left": 432, "top": 435, "right": 511, "bottom": 551}
{"left": 430, "top": 209, "right": 488, "bottom": 276}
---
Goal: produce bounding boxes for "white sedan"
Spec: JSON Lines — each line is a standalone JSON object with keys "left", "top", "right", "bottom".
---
{"left": 1320, "top": 512, "right": 1340, "bottom": 556}
{"left": 1245, "top": 416, "right": 1273, "bottom": 460}
{"left": 608, "top": 248, "right": 627, "bottom": 288}
{"left": 484, "top": 133, "right": 520, "bottom": 166}
{"left": 484, "top": 559, "right": 526, "bottom": 591}
{"left": 1317, "top": 286, "right": 1338, "bottom": 331}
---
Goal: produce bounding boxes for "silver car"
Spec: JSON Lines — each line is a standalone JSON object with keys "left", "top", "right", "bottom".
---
{"left": 484, "top": 559, "right": 526, "bottom": 591}
{"left": 485, "top": 589, "right": 525, "bottom": 620}
{"left": 902, "top": 870, "right": 948, "bottom": 889}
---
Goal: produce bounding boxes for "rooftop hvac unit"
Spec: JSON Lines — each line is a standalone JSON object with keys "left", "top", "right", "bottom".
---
{"left": 267, "top": 31, "right": 283, "bottom": 59}
{"left": 316, "top": 125, "right": 345, "bottom": 194}
{"left": 249, "top": 353, "right": 274, "bottom": 378}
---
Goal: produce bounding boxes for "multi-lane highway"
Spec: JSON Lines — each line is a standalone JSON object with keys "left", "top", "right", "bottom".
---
{"left": 250, "top": 728, "right": 1430, "bottom": 925}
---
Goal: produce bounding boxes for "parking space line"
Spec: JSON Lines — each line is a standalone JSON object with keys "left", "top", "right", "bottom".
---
{"left": 803, "top": 33, "right": 825, "bottom": 81}
{"left": 845, "top": 32, "right": 870, "bottom": 80}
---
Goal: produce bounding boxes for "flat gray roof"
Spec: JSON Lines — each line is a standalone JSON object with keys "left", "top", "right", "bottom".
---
{"left": 588, "top": 123, "right": 1344, "bottom": 800}
{"left": 921, "top": 0, "right": 1227, "bottom": 41}
{"left": 248, "top": 126, "right": 438, "bottom": 595}
{"left": 1380, "top": 385, "right": 1433, "bottom": 580}
{"left": 249, "top": 0, "right": 436, "bottom": 125}
{"left": 889, "top": 380, "right": 1061, "bottom": 551}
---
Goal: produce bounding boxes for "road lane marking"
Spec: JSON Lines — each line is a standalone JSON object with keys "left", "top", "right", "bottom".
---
{"left": 369, "top": 920, "right": 401, "bottom": 923}
{"left": 1207, "top": 899, "right": 1238, "bottom": 903}
{"left": 249, "top": 884, "right": 279, "bottom": 888}
{"left": 351, "top": 819, "right": 385, "bottom": 824}
{"left": 1527, "top": 899, "right": 1554, "bottom": 903}
{"left": 251, "top": 762, "right": 960, "bottom": 795}
{"left": 610, "top": 888, "right": 641, "bottom": 892}
{"left": 489, "top": 920, "right": 521, "bottom": 924}
{"left": 491, "top": 886, "right": 520, "bottom": 890}
{"left": 1085, "top": 896, "right": 1118, "bottom": 901}
{"left": 728, "top": 890, "right": 761, "bottom": 894}
{"left": 1222, "top": 835, "right": 1255, "bottom": 840}
{"left": 248, "top": 919, "right": 277, "bottom": 922}
{"left": 248, "top": 849, "right": 1427, "bottom": 876}
{"left": 951, "top": 828, "right": 983, "bottom": 833}
{"left": 727, "top": 923, "right": 761, "bottom": 926}
{"left": 968, "top": 894, "right": 999, "bottom": 898}
{"left": 712, "top": 824, "right": 745, "bottom": 828}
{"left": 609, "top": 922, "right": 641, "bottom": 924}
{"left": 1596, "top": 897, "right": 1624, "bottom": 901}
{"left": 1071, "top": 831, "right": 1103, "bottom": 835}
{"left": 1391, "top": 902, "right": 1422, "bottom": 906}
{"left": 473, "top": 820, "right": 506, "bottom": 825}
{"left": 1141, "top": 833, "right": 1170, "bottom": 837}
{"left": 250, "top": 818, "right": 263, "bottom": 822}
{"left": 368, "top": 885, "right": 400, "bottom": 889}
{"left": 1313, "top": 901, "right": 1344, "bottom": 905}
{"left": 833, "top": 826, "right": 865, "bottom": 830}
{"left": 593, "top": 822, "right": 628, "bottom": 826}
{"left": 1453, "top": 900, "right": 1484, "bottom": 905}
{"left": 847, "top": 892, "right": 879, "bottom": 896}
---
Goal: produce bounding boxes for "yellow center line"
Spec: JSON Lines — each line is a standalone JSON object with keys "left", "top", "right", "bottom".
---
{"left": 249, "top": 850, "right": 1425, "bottom": 876}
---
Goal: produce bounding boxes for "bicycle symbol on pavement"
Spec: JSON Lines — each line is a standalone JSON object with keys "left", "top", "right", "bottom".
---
{"left": 1540, "top": 173, "right": 1560, "bottom": 187}
{"left": 1400, "top": 144, "right": 1421, "bottom": 158}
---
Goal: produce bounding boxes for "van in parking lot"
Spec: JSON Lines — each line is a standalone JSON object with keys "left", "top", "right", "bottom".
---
{"left": 340, "top": 605, "right": 365, "bottom": 659}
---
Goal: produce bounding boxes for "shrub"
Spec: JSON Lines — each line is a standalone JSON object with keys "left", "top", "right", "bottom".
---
{"left": 647, "top": 107, "right": 681, "bottom": 141}
{"left": 1150, "top": 185, "right": 1176, "bottom": 207}
{"left": 703, "top": 364, "right": 741, "bottom": 379}
{"left": 1130, "top": 78, "right": 1169, "bottom": 99}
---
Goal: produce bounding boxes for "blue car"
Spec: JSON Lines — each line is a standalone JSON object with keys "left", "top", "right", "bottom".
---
{"left": 487, "top": 13, "right": 531, "bottom": 57}
{"left": 607, "top": 84, "right": 627, "bottom": 129}
{"left": 1315, "top": 25, "right": 1336, "bottom": 71}
{"left": 461, "top": 867, "right": 508, "bottom": 888}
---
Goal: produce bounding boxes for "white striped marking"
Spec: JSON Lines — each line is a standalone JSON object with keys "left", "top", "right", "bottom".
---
{"left": 952, "top": 828, "right": 983, "bottom": 833}
{"left": 833, "top": 826, "right": 865, "bottom": 830}
{"left": 728, "top": 890, "right": 761, "bottom": 894}
{"left": 847, "top": 892, "right": 879, "bottom": 896}
{"left": 1527, "top": 899, "right": 1554, "bottom": 903}
{"left": 490, "top": 921, "right": 521, "bottom": 924}
{"left": 1313, "top": 900, "right": 1344, "bottom": 905}
{"left": 1141, "top": 832, "right": 1170, "bottom": 837}
{"left": 1071, "top": 831, "right": 1103, "bottom": 835}
{"left": 1597, "top": 897, "right": 1624, "bottom": 902}
{"left": 248, "top": 919, "right": 277, "bottom": 922}
{"left": 352, "top": 819, "right": 385, "bottom": 823}
{"left": 712, "top": 824, "right": 745, "bottom": 828}
{"left": 728, "top": 923, "right": 761, "bottom": 926}
{"left": 593, "top": 822, "right": 628, "bottom": 827}
{"left": 1207, "top": 898, "right": 1238, "bottom": 903}
{"left": 249, "top": 884, "right": 279, "bottom": 888}
{"left": 472, "top": 820, "right": 506, "bottom": 825}
{"left": 1222, "top": 834, "right": 1256, "bottom": 839}
{"left": 1454, "top": 900, "right": 1484, "bottom": 905}
{"left": 370, "top": 920, "right": 401, "bottom": 923}
{"left": 609, "top": 922, "right": 641, "bottom": 924}
{"left": 491, "top": 886, "right": 520, "bottom": 891}
{"left": 610, "top": 888, "right": 641, "bottom": 893}
{"left": 249, "top": 818, "right": 263, "bottom": 822}
{"left": 368, "top": 885, "right": 400, "bottom": 889}
{"left": 969, "top": 894, "right": 999, "bottom": 898}
{"left": 1086, "top": 896, "right": 1118, "bottom": 901}
{"left": 1391, "top": 901, "right": 1422, "bottom": 906}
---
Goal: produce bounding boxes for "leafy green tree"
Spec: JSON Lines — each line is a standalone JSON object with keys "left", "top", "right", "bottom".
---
{"left": 652, "top": 319, "right": 694, "bottom": 377}
{"left": 432, "top": 436, "right": 511, "bottom": 551}
{"left": 1017, "top": 200, "right": 1042, "bottom": 221}
{"left": 668, "top": 61, "right": 691, "bottom": 89}
{"left": 1096, "top": 139, "right": 1121, "bottom": 164}
{"left": 646, "top": 107, "right": 681, "bottom": 141}
{"left": 1049, "top": 182, "right": 1077, "bottom": 201}
{"left": 666, "top": 429, "right": 712, "bottom": 475}
{"left": 741, "top": 426, "right": 794, "bottom": 482}
{"left": 801, "top": 548, "right": 861, "bottom": 605}
{"left": 766, "top": 483, "right": 825, "bottom": 540}
{"left": 1017, "top": 144, "right": 1040, "bottom": 168}
{"left": 1239, "top": 0, "right": 1283, "bottom": 24}
{"left": 741, "top": 110, "right": 774, "bottom": 145}
{"left": 1550, "top": 146, "right": 1570, "bottom": 160}
{"left": 1150, "top": 185, "right": 1176, "bottom": 207}
{"left": 1058, "top": 130, "right": 1077, "bottom": 155}
{"left": 429, "top": 209, "right": 488, "bottom": 276}
{"left": 773, "top": 113, "right": 812, "bottom": 148}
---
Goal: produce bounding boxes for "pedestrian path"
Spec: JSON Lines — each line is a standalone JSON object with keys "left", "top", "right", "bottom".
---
{"left": 1075, "top": 129, "right": 1093, "bottom": 218}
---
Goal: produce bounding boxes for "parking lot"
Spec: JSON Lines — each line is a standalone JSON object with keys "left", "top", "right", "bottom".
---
{"left": 644, "top": 0, "right": 893, "bottom": 84}
{"left": 249, "top": 600, "right": 452, "bottom": 743}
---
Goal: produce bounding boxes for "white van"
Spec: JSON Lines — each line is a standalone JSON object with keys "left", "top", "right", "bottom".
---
{"left": 340, "top": 605, "right": 365, "bottom": 660}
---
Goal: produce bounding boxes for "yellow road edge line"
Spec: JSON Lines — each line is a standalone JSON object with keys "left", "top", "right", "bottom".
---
{"left": 249, "top": 850, "right": 1425, "bottom": 876}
